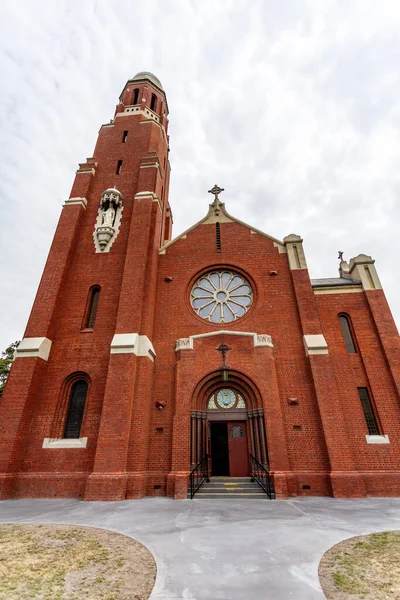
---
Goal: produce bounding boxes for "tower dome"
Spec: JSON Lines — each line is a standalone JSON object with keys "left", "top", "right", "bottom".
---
{"left": 131, "top": 71, "right": 164, "bottom": 92}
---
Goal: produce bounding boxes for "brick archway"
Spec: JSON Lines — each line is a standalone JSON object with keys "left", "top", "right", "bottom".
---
{"left": 189, "top": 370, "right": 269, "bottom": 474}
{"left": 169, "top": 338, "right": 293, "bottom": 499}
{"left": 191, "top": 369, "right": 262, "bottom": 413}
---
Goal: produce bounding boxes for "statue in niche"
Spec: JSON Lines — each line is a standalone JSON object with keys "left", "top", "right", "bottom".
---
{"left": 95, "top": 188, "right": 123, "bottom": 252}
{"left": 102, "top": 201, "right": 116, "bottom": 227}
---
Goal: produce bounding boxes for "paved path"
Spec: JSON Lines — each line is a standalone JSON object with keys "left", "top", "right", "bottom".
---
{"left": 0, "top": 497, "right": 400, "bottom": 599}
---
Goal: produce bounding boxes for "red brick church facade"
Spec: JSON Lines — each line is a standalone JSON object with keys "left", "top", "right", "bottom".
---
{"left": 1, "top": 72, "right": 399, "bottom": 501}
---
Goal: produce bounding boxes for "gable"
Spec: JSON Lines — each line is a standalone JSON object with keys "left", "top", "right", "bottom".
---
{"left": 159, "top": 200, "right": 285, "bottom": 255}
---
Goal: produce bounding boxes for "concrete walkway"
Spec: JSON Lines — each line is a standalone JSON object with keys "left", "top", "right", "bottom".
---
{"left": 0, "top": 497, "right": 399, "bottom": 599}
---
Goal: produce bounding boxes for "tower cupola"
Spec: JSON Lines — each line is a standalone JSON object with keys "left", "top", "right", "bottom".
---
{"left": 131, "top": 71, "right": 164, "bottom": 92}
{"left": 116, "top": 70, "right": 168, "bottom": 129}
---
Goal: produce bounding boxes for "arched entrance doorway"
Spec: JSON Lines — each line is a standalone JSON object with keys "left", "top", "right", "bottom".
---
{"left": 190, "top": 378, "right": 269, "bottom": 478}
{"left": 208, "top": 388, "right": 249, "bottom": 476}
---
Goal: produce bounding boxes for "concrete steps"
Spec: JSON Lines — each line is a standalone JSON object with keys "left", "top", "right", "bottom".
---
{"left": 189, "top": 477, "right": 275, "bottom": 499}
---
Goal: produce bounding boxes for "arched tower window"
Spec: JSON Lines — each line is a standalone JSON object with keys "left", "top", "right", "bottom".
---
{"left": 132, "top": 88, "right": 139, "bottom": 105}
{"left": 84, "top": 286, "right": 100, "bottom": 329}
{"left": 150, "top": 93, "right": 157, "bottom": 112}
{"left": 338, "top": 314, "right": 357, "bottom": 353}
{"left": 64, "top": 380, "right": 88, "bottom": 439}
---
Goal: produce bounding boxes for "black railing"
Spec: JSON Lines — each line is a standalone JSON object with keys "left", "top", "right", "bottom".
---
{"left": 249, "top": 454, "right": 274, "bottom": 499}
{"left": 189, "top": 455, "right": 209, "bottom": 499}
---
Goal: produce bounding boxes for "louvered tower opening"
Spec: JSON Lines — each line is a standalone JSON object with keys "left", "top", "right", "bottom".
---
{"left": 216, "top": 222, "right": 221, "bottom": 252}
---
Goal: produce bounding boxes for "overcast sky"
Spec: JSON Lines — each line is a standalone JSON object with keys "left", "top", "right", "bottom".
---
{"left": 1, "top": 0, "right": 399, "bottom": 350}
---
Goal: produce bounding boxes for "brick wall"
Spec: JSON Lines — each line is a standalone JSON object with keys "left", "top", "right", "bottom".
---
{"left": 1, "top": 75, "right": 399, "bottom": 500}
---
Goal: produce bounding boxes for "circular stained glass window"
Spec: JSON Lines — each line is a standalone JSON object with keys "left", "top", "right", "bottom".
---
{"left": 207, "top": 390, "right": 246, "bottom": 410}
{"left": 216, "top": 389, "right": 236, "bottom": 408}
{"left": 191, "top": 271, "right": 253, "bottom": 323}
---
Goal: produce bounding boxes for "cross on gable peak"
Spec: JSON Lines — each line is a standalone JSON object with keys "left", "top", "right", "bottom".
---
{"left": 208, "top": 184, "right": 224, "bottom": 202}
{"left": 208, "top": 184, "right": 225, "bottom": 215}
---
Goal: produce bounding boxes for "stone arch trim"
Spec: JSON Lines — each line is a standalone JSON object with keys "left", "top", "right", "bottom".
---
{"left": 190, "top": 369, "right": 269, "bottom": 466}
{"left": 191, "top": 368, "right": 263, "bottom": 413}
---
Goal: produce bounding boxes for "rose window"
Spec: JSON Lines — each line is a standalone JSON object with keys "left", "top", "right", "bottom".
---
{"left": 191, "top": 271, "right": 252, "bottom": 323}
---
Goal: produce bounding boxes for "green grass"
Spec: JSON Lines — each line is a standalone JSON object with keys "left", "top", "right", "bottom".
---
{"left": 0, "top": 524, "right": 155, "bottom": 600}
{"left": 327, "top": 531, "right": 400, "bottom": 597}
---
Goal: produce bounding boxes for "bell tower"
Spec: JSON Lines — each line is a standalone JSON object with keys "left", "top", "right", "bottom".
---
{"left": 0, "top": 72, "right": 172, "bottom": 500}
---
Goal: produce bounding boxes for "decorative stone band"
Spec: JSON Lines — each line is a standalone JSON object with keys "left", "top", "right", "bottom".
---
{"left": 134, "top": 191, "right": 161, "bottom": 212}
{"left": 76, "top": 168, "right": 95, "bottom": 175}
{"left": 313, "top": 286, "right": 363, "bottom": 295}
{"left": 134, "top": 191, "right": 160, "bottom": 202}
{"left": 176, "top": 330, "right": 273, "bottom": 351}
{"left": 14, "top": 337, "right": 52, "bottom": 361}
{"left": 366, "top": 434, "right": 390, "bottom": 444}
{"left": 110, "top": 333, "right": 156, "bottom": 361}
{"left": 42, "top": 437, "right": 88, "bottom": 449}
{"left": 140, "top": 162, "right": 161, "bottom": 171}
{"left": 63, "top": 197, "right": 88, "bottom": 209}
{"left": 115, "top": 105, "right": 162, "bottom": 125}
{"left": 303, "top": 334, "right": 329, "bottom": 356}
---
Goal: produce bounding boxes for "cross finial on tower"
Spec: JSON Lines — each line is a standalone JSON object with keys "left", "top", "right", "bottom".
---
{"left": 208, "top": 184, "right": 224, "bottom": 202}
{"left": 338, "top": 250, "right": 344, "bottom": 261}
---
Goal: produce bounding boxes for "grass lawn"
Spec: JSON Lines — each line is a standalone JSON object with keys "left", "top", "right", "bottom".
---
{"left": 0, "top": 524, "right": 156, "bottom": 599}
{"left": 319, "top": 531, "right": 400, "bottom": 599}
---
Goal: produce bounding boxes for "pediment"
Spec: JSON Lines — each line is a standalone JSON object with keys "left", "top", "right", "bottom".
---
{"left": 159, "top": 201, "right": 285, "bottom": 254}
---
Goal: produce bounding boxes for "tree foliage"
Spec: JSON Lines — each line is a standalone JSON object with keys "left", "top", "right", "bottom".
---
{"left": 0, "top": 342, "right": 20, "bottom": 398}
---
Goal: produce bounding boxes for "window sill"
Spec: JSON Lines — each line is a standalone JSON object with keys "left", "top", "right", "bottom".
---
{"left": 365, "top": 434, "right": 390, "bottom": 445}
{"left": 42, "top": 437, "right": 88, "bottom": 449}
{"left": 80, "top": 328, "right": 93, "bottom": 333}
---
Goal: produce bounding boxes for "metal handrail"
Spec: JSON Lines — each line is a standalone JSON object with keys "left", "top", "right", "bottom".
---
{"left": 189, "top": 455, "right": 209, "bottom": 499}
{"left": 249, "top": 453, "right": 273, "bottom": 499}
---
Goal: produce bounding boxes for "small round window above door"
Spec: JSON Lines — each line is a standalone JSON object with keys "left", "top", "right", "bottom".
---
{"left": 207, "top": 389, "right": 246, "bottom": 410}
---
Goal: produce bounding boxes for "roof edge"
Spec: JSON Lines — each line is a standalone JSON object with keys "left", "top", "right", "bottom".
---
{"left": 311, "top": 277, "right": 362, "bottom": 288}
{"left": 159, "top": 202, "right": 284, "bottom": 254}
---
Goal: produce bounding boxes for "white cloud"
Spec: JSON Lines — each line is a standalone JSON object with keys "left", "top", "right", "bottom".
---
{"left": 1, "top": 0, "right": 400, "bottom": 349}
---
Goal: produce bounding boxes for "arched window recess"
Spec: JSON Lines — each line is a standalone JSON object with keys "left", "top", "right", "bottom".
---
{"left": 338, "top": 313, "right": 357, "bottom": 354}
{"left": 132, "top": 88, "right": 139, "bottom": 105}
{"left": 64, "top": 379, "right": 88, "bottom": 439}
{"left": 82, "top": 286, "right": 100, "bottom": 330}
{"left": 150, "top": 93, "right": 157, "bottom": 112}
{"left": 45, "top": 373, "right": 90, "bottom": 448}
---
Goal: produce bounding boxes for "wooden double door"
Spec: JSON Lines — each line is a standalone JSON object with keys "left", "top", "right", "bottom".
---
{"left": 209, "top": 421, "right": 248, "bottom": 477}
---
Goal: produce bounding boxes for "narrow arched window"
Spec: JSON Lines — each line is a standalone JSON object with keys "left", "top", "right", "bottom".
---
{"left": 358, "top": 387, "right": 380, "bottom": 435}
{"left": 64, "top": 380, "right": 88, "bottom": 438}
{"left": 132, "top": 88, "right": 139, "bottom": 105}
{"left": 85, "top": 286, "right": 100, "bottom": 329}
{"left": 150, "top": 93, "right": 157, "bottom": 111}
{"left": 338, "top": 314, "right": 357, "bottom": 353}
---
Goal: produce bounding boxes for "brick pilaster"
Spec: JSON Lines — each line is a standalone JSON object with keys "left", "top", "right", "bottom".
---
{"left": 0, "top": 198, "right": 88, "bottom": 498}
{"left": 365, "top": 290, "right": 400, "bottom": 397}
{"left": 284, "top": 236, "right": 366, "bottom": 497}
{"left": 85, "top": 193, "right": 162, "bottom": 500}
